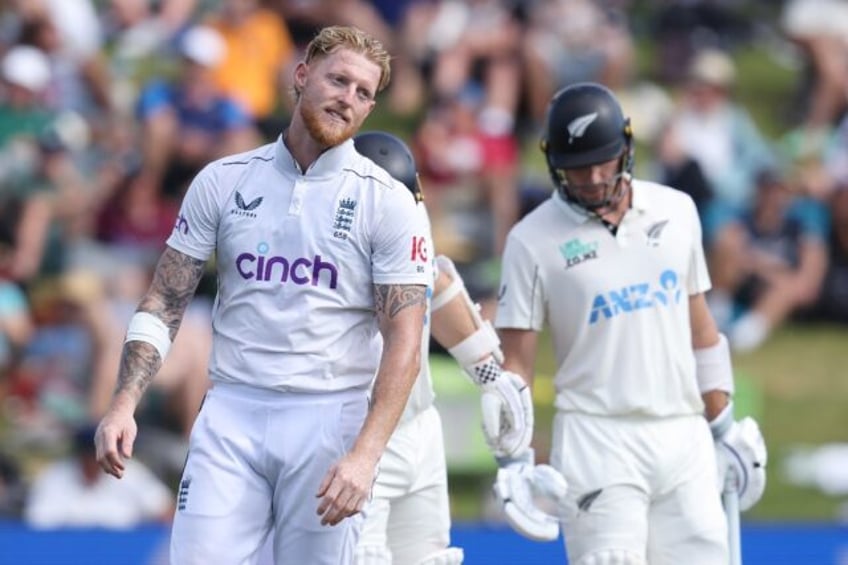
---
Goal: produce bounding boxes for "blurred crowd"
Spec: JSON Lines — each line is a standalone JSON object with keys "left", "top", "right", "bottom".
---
{"left": 0, "top": 0, "right": 847, "bottom": 529}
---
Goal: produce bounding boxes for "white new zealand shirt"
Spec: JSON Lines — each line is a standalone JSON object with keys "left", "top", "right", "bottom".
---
{"left": 167, "top": 136, "right": 431, "bottom": 392}
{"left": 495, "top": 180, "right": 710, "bottom": 417}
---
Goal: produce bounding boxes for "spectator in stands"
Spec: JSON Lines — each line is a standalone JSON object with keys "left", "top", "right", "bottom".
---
{"left": 708, "top": 170, "right": 829, "bottom": 352}
{"left": 780, "top": 0, "right": 848, "bottom": 147}
{"left": 426, "top": 0, "right": 523, "bottom": 140}
{"left": 0, "top": 45, "right": 57, "bottom": 282}
{"left": 658, "top": 48, "right": 775, "bottom": 243}
{"left": 23, "top": 422, "right": 174, "bottom": 529}
{"left": 413, "top": 85, "right": 519, "bottom": 262}
{"left": 0, "top": 225, "right": 33, "bottom": 376}
{"left": 205, "top": 0, "right": 297, "bottom": 139}
{"left": 522, "top": 0, "right": 635, "bottom": 127}
{"left": 806, "top": 187, "right": 848, "bottom": 323}
{"left": 133, "top": 24, "right": 260, "bottom": 201}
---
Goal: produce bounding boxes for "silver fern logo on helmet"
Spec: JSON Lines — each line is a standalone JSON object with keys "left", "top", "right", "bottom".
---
{"left": 567, "top": 112, "right": 598, "bottom": 144}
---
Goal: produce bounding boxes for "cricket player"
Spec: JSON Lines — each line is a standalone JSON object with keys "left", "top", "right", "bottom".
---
{"left": 95, "top": 26, "right": 430, "bottom": 564}
{"left": 352, "top": 131, "right": 558, "bottom": 564}
{"left": 494, "top": 82, "right": 768, "bottom": 564}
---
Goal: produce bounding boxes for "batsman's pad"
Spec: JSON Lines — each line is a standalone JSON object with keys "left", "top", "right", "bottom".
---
{"left": 493, "top": 452, "right": 568, "bottom": 542}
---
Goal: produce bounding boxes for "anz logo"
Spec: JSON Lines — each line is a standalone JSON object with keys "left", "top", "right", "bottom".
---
{"left": 231, "top": 191, "right": 263, "bottom": 218}
{"left": 589, "top": 269, "right": 683, "bottom": 325}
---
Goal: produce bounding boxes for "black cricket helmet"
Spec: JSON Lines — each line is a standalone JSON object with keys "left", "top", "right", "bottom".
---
{"left": 540, "top": 82, "right": 633, "bottom": 211}
{"left": 354, "top": 131, "right": 423, "bottom": 202}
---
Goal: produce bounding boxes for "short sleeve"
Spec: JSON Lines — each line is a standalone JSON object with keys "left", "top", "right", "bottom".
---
{"left": 495, "top": 232, "right": 546, "bottom": 331}
{"left": 371, "top": 186, "right": 431, "bottom": 286}
{"left": 165, "top": 165, "right": 221, "bottom": 260}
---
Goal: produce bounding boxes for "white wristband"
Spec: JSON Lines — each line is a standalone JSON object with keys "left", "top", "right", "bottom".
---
{"left": 694, "top": 333, "right": 734, "bottom": 395}
{"left": 125, "top": 311, "right": 172, "bottom": 361}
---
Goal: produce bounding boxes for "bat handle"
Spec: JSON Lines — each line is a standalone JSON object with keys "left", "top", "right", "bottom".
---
{"left": 722, "top": 467, "right": 742, "bottom": 565}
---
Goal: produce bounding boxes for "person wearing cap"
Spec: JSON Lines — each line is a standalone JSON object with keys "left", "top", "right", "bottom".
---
{"left": 0, "top": 44, "right": 59, "bottom": 281}
{"left": 657, "top": 48, "right": 776, "bottom": 245}
{"left": 0, "top": 45, "right": 54, "bottom": 148}
{"left": 133, "top": 24, "right": 260, "bottom": 201}
{"left": 494, "top": 82, "right": 767, "bottom": 564}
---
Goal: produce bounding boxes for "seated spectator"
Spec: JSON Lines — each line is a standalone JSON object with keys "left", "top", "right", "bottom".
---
{"left": 658, "top": 48, "right": 775, "bottom": 242}
{"left": 780, "top": 0, "right": 848, "bottom": 140}
{"left": 205, "top": 0, "right": 297, "bottom": 140}
{"left": 413, "top": 86, "right": 519, "bottom": 260}
{"left": 0, "top": 45, "right": 82, "bottom": 282}
{"left": 522, "top": 0, "right": 634, "bottom": 127}
{"left": 805, "top": 187, "right": 848, "bottom": 322}
{"left": 23, "top": 422, "right": 174, "bottom": 529}
{"left": 707, "top": 170, "right": 830, "bottom": 352}
{"left": 133, "top": 24, "right": 260, "bottom": 201}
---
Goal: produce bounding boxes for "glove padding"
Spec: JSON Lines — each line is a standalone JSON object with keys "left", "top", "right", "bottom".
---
{"left": 467, "top": 359, "right": 533, "bottom": 458}
{"left": 710, "top": 402, "right": 768, "bottom": 511}
{"left": 492, "top": 450, "right": 567, "bottom": 542}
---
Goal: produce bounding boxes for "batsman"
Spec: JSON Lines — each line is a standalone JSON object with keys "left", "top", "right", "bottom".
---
{"left": 494, "top": 82, "right": 768, "bottom": 564}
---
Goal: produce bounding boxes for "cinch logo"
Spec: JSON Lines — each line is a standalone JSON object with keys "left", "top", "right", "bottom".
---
{"left": 174, "top": 214, "right": 189, "bottom": 234}
{"left": 231, "top": 191, "right": 263, "bottom": 218}
{"left": 236, "top": 242, "right": 339, "bottom": 289}
{"left": 589, "top": 269, "right": 682, "bottom": 325}
{"left": 560, "top": 238, "right": 599, "bottom": 268}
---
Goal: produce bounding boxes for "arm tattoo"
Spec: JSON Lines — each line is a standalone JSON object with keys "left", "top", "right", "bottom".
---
{"left": 374, "top": 284, "right": 427, "bottom": 319}
{"left": 116, "top": 248, "right": 206, "bottom": 402}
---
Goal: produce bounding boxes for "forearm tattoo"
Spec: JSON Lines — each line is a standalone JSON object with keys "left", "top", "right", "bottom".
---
{"left": 116, "top": 248, "right": 206, "bottom": 401}
{"left": 374, "top": 284, "right": 427, "bottom": 318}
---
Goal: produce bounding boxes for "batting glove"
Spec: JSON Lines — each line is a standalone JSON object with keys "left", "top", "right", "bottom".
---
{"left": 710, "top": 401, "right": 768, "bottom": 511}
{"left": 465, "top": 358, "right": 534, "bottom": 458}
{"left": 493, "top": 449, "right": 568, "bottom": 542}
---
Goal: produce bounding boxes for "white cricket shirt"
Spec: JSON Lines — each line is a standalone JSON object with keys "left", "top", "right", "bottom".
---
{"left": 167, "top": 136, "right": 431, "bottom": 392}
{"left": 495, "top": 180, "right": 710, "bottom": 417}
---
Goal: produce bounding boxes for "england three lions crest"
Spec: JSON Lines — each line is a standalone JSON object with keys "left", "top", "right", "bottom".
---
{"left": 333, "top": 197, "right": 357, "bottom": 240}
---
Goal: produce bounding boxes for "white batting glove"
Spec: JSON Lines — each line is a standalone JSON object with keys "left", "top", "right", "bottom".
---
{"left": 493, "top": 449, "right": 567, "bottom": 542}
{"left": 710, "top": 401, "right": 768, "bottom": 511}
{"left": 464, "top": 358, "right": 534, "bottom": 458}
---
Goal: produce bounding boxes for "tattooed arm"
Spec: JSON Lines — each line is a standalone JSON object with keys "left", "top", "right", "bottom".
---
{"left": 315, "top": 283, "right": 427, "bottom": 526}
{"left": 95, "top": 247, "right": 206, "bottom": 478}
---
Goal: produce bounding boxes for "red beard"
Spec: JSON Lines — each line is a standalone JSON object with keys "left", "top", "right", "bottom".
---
{"left": 300, "top": 101, "right": 358, "bottom": 147}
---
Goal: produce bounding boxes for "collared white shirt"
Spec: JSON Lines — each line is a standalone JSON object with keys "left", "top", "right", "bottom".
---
{"left": 167, "top": 136, "right": 431, "bottom": 392}
{"left": 495, "top": 179, "right": 710, "bottom": 417}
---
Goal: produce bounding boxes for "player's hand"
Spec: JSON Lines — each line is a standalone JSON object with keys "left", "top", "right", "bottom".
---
{"left": 316, "top": 450, "right": 377, "bottom": 526}
{"left": 493, "top": 449, "right": 567, "bottom": 541}
{"left": 94, "top": 397, "right": 138, "bottom": 479}
{"left": 710, "top": 403, "right": 767, "bottom": 511}
{"left": 470, "top": 364, "right": 533, "bottom": 458}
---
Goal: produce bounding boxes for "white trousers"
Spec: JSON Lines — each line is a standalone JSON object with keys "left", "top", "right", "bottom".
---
{"left": 170, "top": 383, "right": 369, "bottom": 565}
{"left": 357, "top": 406, "right": 452, "bottom": 564}
{"left": 551, "top": 412, "right": 728, "bottom": 565}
